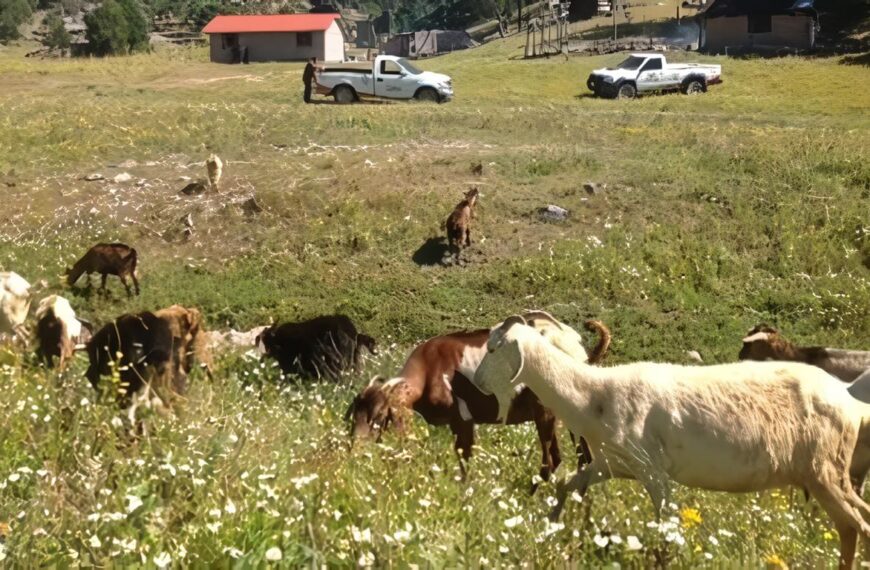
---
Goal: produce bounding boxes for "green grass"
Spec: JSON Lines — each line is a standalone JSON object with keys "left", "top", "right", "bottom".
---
{"left": 0, "top": 37, "right": 868, "bottom": 567}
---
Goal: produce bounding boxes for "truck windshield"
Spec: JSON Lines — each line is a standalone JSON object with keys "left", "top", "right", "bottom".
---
{"left": 398, "top": 58, "right": 423, "bottom": 75}
{"left": 616, "top": 56, "right": 646, "bottom": 70}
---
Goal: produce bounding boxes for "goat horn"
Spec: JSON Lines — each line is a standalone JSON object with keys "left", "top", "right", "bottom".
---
{"left": 522, "top": 310, "right": 563, "bottom": 329}
{"left": 742, "top": 331, "right": 771, "bottom": 343}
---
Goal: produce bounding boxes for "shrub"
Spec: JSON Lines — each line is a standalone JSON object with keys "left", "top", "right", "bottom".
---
{"left": 84, "top": 0, "right": 149, "bottom": 55}
{"left": 44, "top": 12, "right": 71, "bottom": 49}
{"left": 0, "top": 0, "right": 33, "bottom": 42}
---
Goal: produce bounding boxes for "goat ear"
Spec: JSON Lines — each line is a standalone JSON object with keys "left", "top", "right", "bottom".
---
{"left": 523, "top": 310, "right": 562, "bottom": 329}
{"left": 742, "top": 331, "right": 771, "bottom": 343}
{"left": 502, "top": 315, "right": 527, "bottom": 330}
{"left": 343, "top": 396, "right": 358, "bottom": 422}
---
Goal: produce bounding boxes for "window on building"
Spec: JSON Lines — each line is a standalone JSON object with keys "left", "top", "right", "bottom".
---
{"left": 381, "top": 60, "right": 403, "bottom": 75}
{"left": 222, "top": 33, "right": 238, "bottom": 50}
{"left": 297, "top": 32, "right": 313, "bottom": 47}
{"left": 748, "top": 14, "right": 772, "bottom": 34}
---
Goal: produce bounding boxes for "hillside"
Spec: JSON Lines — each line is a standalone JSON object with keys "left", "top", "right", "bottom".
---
{"left": 0, "top": 38, "right": 868, "bottom": 566}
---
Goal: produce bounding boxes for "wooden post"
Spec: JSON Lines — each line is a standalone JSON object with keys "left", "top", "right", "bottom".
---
{"left": 518, "top": 0, "right": 523, "bottom": 33}
{"left": 613, "top": 1, "right": 617, "bottom": 41}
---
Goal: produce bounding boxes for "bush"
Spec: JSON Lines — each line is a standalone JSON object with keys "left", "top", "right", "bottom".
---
{"left": 84, "top": 0, "right": 149, "bottom": 55}
{"left": 44, "top": 12, "right": 71, "bottom": 49}
{"left": 0, "top": 0, "right": 33, "bottom": 42}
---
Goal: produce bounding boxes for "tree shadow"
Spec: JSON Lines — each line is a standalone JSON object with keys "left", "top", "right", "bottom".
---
{"left": 841, "top": 52, "right": 870, "bottom": 67}
{"left": 412, "top": 237, "right": 450, "bottom": 266}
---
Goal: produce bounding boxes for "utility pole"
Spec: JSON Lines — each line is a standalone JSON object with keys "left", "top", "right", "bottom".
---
{"left": 613, "top": 1, "right": 617, "bottom": 41}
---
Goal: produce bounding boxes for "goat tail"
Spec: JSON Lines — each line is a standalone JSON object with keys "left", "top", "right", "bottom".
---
{"left": 583, "top": 319, "right": 612, "bottom": 364}
{"left": 126, "top": 248, "right": 138, "bottom": 273}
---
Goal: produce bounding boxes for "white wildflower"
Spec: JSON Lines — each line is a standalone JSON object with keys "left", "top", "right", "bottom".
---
{"left": 351, "top": 526, "right": 372, "bottom": 543}
{"left": 593, "top": 534, "right": 609, "bottom": 548}
{"left": 125, "top": 495, "right": 143, "bottom": 513}
{"left": 153, "top": 552, "right": 171, "bottom": 568}
{"left": 627, "top": 535, "right": 643, "bottom": 551}
{"left": 89, "top": 535, "right": 101, "bottom": 548}
{"left": 265, "top": 547, "right": 282, "bottom": 561}
{"left": 358, "top": 551, "right": 375, "bottom": 567}
{"left": 8, "top": 474, "right": 20, "bottom": 483}
{"left": 418, "top": 499, "right": 431, "bottom": 508}
{"left": 504, "top": 515, "right": 524, "bottom": 529}
{"left": 498, "top": 545, "right": 509, "bottom": 554}
{"left": 225, "top": 499, "right": 237, "bottom": 514}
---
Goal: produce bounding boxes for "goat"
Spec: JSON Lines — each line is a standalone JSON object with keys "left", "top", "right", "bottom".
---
{"left": 34, "top": 295, "right": 91, "bottom": 369}
{"left": 85, "top": 311, "right": 178, "bottom": 409}
{"left": 67, "top": 243, "right": 140, "bottom": 296}
{"left": 346, "top": 312, "right": 611, "bottom": 487}
{"left": 474, "top": 315, "right": 870, "bottom": 569}
{"left": 154, "top": 305, "right": 215, "bottom": 386}
{"left": 256, "top": 315, "right": 376, "bottom": 381}
{"left": 206, "top": 154, "right": 223, "bottom": 191}
{"left": 740, "top": 324, "right": 870, "bottom": 382}
{"left": 0, "top": 271, "right": 31, "bottom": 342}
{"left": 445, "top": 188, "right": 480, "bottom": 263}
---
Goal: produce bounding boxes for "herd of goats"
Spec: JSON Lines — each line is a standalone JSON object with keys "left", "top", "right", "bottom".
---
{"left": 2, "top": 210, "right": 870, "bottom": 566}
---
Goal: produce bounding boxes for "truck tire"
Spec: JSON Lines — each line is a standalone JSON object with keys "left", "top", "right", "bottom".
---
{"left": 682, "top": 78, "right": 706, "bottom": 95}
{"left": 414, "top": 87, "right": 440, "bottom": 103}
{"left": 333, "top": 85, "right": 356, "bottom": 104}
{"left": 616, "top": 82, "right": 637, "bottom": 100}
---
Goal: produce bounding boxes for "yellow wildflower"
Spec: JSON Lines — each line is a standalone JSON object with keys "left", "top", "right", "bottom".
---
{"left": 680, "top": 507, "right": 703, "bottom": 529}
{"left": 823, "top": 531, "right": 835, "bottom": 541}
{"left": 765, "top": 553, "right": 788, "bottom": 569}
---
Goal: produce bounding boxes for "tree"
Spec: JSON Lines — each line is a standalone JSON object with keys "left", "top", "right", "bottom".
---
{"left": 118, "top": 0, "right": 149, "bottom": 51}
{"left": 44, "top": 12, "right": 71, "bottom": 49}
{"left": 85, "top": 0, "right": 130, "bottom": 54}
{"left": 0, "top": 0, "right": 33, "bottom": 42}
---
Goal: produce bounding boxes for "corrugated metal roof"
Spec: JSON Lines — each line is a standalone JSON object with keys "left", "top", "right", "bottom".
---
{"left": 701, "top": 0, "right": 816, "bottom": 18}
{"left": 202, "top": 14, "right": 340, "bottom": 34}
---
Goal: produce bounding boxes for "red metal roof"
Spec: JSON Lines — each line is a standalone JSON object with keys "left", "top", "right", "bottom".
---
{"left": 202, "top": 14, "right": 339, "bottom": 34}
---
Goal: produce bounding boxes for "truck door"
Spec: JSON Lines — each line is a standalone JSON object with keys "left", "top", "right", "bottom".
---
{"left": 376, "top": 59, "right": 413, "bottom": 99}
{"left": 636, "top": 57, "right": 663, "bottom": 92}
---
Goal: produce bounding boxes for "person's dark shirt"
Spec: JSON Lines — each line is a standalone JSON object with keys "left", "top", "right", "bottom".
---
{"left": 303, "top": 63, "right": 315, "bottom": 83}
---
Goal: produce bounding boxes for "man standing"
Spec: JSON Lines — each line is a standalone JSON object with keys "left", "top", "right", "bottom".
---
{"left": 303, "top": 57, "right": 317, "bottom": 104}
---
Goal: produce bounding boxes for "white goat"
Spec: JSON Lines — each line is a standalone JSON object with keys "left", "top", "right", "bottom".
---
{"left": 0, "top": 271, "right": 32, "bottom": 341}
{"left": 206, "top": 154, "right": 223, "bottom": 191}
{"left": 474, "top": 316, "right": 870, "bottom": 569}
{"left": 740, "top": 324, "right": 870, "bottom": 382}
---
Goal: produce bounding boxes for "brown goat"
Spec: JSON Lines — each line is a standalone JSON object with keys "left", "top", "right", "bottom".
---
{"left": 445, "top": 188, "right": 480, "bottom": 263}
{"left": 154, "top": 305, "right": 215, "bottom": 388}
{"left": 739, "top": 324, "right": 870, "bottom": 383}
{"left": 346, "top": 316, "right": 611, "bottom": 488}
{"left": 67, "top": 243, "right": 140, "bottom": 296}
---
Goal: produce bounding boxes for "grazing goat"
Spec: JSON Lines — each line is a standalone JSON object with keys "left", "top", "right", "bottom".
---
{"left": 445, "top": 188, "right": 479, "bottom": 263}
{"left": 34, "top": 295, "right": 91, "bottom": 369}
{"left": 0, "top": 271, "right": 31, "bottom": 342}
{"left": 740, "top": 324, "right": 870, "bottom": 382}
{"left": 346, "top": 312, "right": 610, "bottom": 486}
{"left": 474, "top": 315, "right": 870, "bottom": 569}
{"left": 85, "top": 311, "right": 178, "bottom": 410}
{"left": 154, "top": 305, "right": 215, "bottom": 385}
{"left": 206, "top": 154, "right": 223, "bottom": 191}
{"left": 256, "top": 315, "right": 376, "bottom": 381}
{"left": 67, "top": 243, "right": 140, "bottom": 296}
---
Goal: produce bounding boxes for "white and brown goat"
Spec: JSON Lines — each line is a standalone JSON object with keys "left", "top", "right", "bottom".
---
{"left": 34, "top": 295, "right": 91, "bottom": 369}
{"left": 346, "top": 312, "right": 610, "bottom": 488}
{"left": 739, "top": 324, "right": 870, "bottom": 382}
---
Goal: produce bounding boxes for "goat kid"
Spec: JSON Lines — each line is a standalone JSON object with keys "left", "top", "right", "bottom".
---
{"left": 445, "top": 187, "right": 480, "bottom": 263}
{"left": 67, "top": 243, "right": 140, "bottom": 296}
{"left": 475, "top": 315, "right": 870, "bottom": 570}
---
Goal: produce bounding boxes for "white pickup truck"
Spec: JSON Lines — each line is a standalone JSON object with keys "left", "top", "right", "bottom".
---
{"left": 315, "top": 55, "right": 453, "bottom": 103}
{"left": 586, "top": 53, "right": 722, "bottom": 99}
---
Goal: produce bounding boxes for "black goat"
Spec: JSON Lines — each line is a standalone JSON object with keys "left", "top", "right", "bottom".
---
{"left": 256, "top": 315, "right": 376, "bottom": 381}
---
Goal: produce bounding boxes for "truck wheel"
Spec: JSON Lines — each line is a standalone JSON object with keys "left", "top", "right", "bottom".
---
{"left": 333, "top": 85, "right": 356, "bottom": 104}
{"left": 616, "top": 82, "right": 637, "bottom": 99}
{"left": 682, "top": 79, "right": 705, "bottom": 95}
{"left": 415, "top": 87, "right": 440, "bottom": 103}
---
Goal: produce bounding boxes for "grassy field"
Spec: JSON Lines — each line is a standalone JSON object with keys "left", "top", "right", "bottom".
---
{"left": 0, "top": 34, "right": 869, "bottom": 567}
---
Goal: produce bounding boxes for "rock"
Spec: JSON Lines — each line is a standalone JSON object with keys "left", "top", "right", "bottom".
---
{"left": 136, "top": 179, "right": 148, "bottom": 187}
{"left": 113, "top": 159, "right": 138, "bottom": 169}
{"left": 84, "top": 173, "right": 104, "bottom": 181}
{"left": 178, "top": 175, "right": 192, "bottom": 182}
{"left": 584, "top": 182, "right": 606, "bottom": 195}
{"left": 113, "top": 172, "right": 133, "bottom": 183}
{"left": 539, "top": 205, "right": 569, "bottom": 222}
{"left": 686, "top": 350, "right": 704, "bottom": 363}
{"left": 180, "top": 181, "right": 208, "bottom": 195}
{"left": 241, "top": 197, "right": 263, "bottom": 215}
